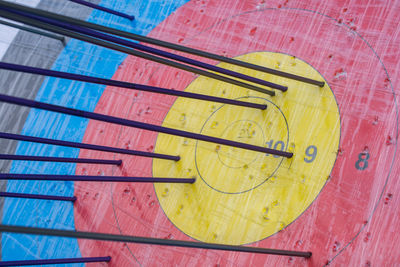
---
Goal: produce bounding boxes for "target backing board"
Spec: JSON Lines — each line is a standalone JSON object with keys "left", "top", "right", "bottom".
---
{"left": 0, "top": 0, "right": 399, "bottom": 266}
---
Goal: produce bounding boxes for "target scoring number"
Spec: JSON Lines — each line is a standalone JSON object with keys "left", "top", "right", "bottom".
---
{"left": 153, "top": 51, "right": 341, "bottom": 245}
{"left": 266, "top": 140, "right": 317, "bottom": 163}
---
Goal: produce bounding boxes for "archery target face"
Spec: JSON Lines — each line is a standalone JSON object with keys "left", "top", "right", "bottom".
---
{"left": 74, "top": 1, "right": 398, "bottom": 266}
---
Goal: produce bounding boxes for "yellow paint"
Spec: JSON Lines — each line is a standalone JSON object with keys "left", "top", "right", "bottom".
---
{"left": 153, "top": 52, "right": 340, "bottom": 245}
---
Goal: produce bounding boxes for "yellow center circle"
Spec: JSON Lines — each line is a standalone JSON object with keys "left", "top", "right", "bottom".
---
{"left": 153, "top": 52, "right": 340, "bottom": 245}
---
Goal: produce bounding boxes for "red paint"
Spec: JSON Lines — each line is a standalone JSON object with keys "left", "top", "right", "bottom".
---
{"left": 75, "top": 0, "right": 400, "bottom": 266}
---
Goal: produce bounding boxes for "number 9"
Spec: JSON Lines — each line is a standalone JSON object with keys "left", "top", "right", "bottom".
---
{"left": 304, "top": 145, "right": 317, "bottom": 163}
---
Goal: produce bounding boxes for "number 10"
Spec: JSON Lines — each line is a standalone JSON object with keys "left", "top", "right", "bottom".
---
{"left": 265, "top": 140, "right": 317, "bottom": 163}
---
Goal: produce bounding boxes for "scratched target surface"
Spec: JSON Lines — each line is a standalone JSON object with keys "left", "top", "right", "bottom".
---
{"left": 73, "top": 0, "right": 399, "bottom": 266}
{"left": 3, "top": 0, "right": 398, "bottom": 267}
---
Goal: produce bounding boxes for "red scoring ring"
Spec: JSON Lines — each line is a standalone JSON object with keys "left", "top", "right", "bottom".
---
{"left": 73, "top": 1, "right": 398, "bottom": 266}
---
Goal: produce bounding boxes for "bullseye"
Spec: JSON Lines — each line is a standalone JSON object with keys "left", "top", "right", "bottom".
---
{"left": 195, "top": 97, "right": 288, "bottom": 193}
{"left": 153, "top": 51, "right": 340, "bottom": 244}
{"left": 217, "top": 119, "right": 265, "bottom": 168}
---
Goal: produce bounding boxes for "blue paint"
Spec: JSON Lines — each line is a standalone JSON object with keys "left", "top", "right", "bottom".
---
{"left": 1, "top": 0, "right": 189, "bottom": 263}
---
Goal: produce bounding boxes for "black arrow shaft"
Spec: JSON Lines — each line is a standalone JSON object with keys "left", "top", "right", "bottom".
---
{"left": 0, "top": 224, "right": 312, "bottom": 257}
